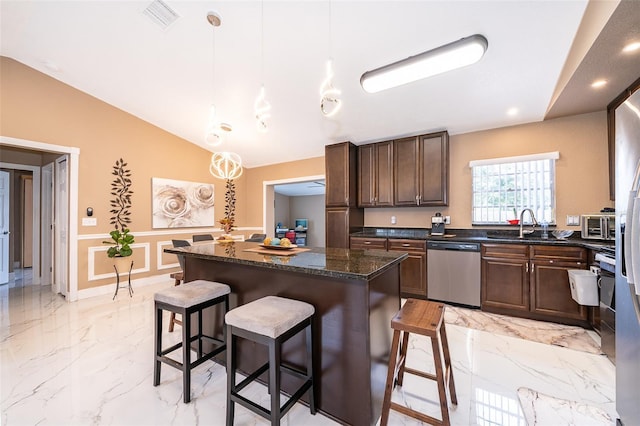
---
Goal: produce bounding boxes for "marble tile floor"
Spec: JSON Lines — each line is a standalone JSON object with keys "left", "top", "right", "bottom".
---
{"left": 1, "top": 280, "right": 616, "bottom": 425}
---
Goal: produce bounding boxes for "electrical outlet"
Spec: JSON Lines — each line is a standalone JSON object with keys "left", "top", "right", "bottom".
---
{"left": 391, "top": 216, "right": 397, "bottom": 225}
{"left": 444, "top": 216, "right": 451, "bottom": 224}
{"left": 566, "top": 215, "right": 580, "bottom": 226}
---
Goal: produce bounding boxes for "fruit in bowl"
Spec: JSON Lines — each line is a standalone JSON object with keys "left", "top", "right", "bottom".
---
{"left": 279, "top": 237, "right": 292, "bottom": 247}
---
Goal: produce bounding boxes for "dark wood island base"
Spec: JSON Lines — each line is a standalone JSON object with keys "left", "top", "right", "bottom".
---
{"left": 165, "top": 243, "right": 406, "bottom": 426}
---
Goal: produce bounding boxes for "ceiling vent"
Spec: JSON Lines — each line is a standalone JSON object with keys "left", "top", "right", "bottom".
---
{"left": 143, "top": 0, "right": 180, "bottom": 30}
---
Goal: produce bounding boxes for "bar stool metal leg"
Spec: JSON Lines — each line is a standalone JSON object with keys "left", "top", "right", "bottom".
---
{"left": 182, "top": 308, "right": 191, "bottom": 403}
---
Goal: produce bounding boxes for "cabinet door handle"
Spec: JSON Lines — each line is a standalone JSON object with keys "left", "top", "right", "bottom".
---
{"left": 364, "top": 241, "right": 371, "bottom": 245}
{"left": 550, "top": 260, "right": 554, "bottom": 264}
{"left": 526, "top": 263, "right": 529, "bottom": 273}
{"left": 402, "top": 243, "right": 411, "bottom": 247}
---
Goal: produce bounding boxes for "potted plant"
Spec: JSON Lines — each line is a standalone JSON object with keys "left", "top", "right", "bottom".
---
{"left": 103, "top": 158, "right": 135, "bottom": 292}
{"left": 104, "top": 228, "right": 135, "bottom": 258}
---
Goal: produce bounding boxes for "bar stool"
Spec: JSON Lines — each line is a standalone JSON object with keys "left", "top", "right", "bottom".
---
{"left": 225, "top": 296, "right": 316, "bottom": 425}
{"left": 153, "top": 279, "right": 230, "bottom": 403}
{"left": 380, "top": 299, "right": 457, "bottom": 426}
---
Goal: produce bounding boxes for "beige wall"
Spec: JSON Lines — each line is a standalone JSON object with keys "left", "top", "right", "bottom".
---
{"left": 0, "top": 57, "right": 248, "bottom": 294}
{"left": 240, "top": 156, "right": 325, "bottom": 228}
{"left": 1, "top": 56, "right": 613, "bottom": 296}
{"left": 365, "top": 111, "right": 612, "bottom": 229}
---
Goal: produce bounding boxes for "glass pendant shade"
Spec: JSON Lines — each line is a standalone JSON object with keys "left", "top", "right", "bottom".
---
{"left": 205, "top": 104, "right": 222, "bottom": 146}
{"left": 209, "top": 151, "right": 243, "bottom": 180}
{"left": 320, "top": 59, "right": 342, "bottom": 117}
{"left": 254, "top": 86, "right": 271, "bottom": 132}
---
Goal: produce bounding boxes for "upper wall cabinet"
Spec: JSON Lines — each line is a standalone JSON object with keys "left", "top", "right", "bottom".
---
{"left": 325, "top": 142, "right": 358, "bottom": 207}
{"left": 357, "top": 141, "right": 394, "bottom": 207}
{"left": 394, "top": 131, "right": 449, "bottom": 206}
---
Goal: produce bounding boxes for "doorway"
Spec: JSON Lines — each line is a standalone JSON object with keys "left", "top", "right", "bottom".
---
{"left": 263, "top": 175, "right": 325, "bottom": 246}
{"left": 0, "top": 164, "right": 41, "bottom": 285}
{"left": 0, "top": 136, "right": 79, "bottom": 300}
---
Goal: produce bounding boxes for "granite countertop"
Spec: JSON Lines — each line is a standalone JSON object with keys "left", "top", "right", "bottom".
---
{"left": 350, "top": 227, "right": 615, "bottom": 251}
{"left": 164, "top": 242, "right": 408, "bottom": 281}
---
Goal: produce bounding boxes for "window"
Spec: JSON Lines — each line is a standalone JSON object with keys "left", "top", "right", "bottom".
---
{"left": 470, "top": 152, "right": 558, "bottom": 225}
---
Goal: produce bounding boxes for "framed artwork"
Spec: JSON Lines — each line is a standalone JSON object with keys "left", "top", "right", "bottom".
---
{"left": 152, "top": 178, "right": 215, "bottom": 228}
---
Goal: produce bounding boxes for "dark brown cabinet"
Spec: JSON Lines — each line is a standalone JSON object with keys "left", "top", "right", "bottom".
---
{"left": 325, "top": 142, "right": 363, "bottom": 248}
{"left": 350, "top": 237, "right": 427, "bottom": 298}
{"left": 530, "top": 245, "right": 588, "bottom": 322}
{"left": 349, "top": 236, "right": 387, "bottom": 250}
{"left": 481, "top": 243, "right": 589, "bottom": 325}
{"left": 357, "top": 141, "right": 393, "bottom": 207}
{"left": 325, "top": 142, "right": 357, "bottom": 208}
{"left": 388, "top": 239, "right": 427, "bottom": 298}
{"left": 394, "top": 131, "right": 449, "bottom": 206}
{"left": 481, "top": 244, "right": 530, "bottom": 313}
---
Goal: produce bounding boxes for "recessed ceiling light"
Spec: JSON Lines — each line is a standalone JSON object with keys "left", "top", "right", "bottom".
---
{"left": 42, "top": 60, "right": 60, "bottom": 72}
{"left": 506, "top": 107, "right": 518, "bottom": 116}
{"left": 623, "top": 41, "right": 640, "bottom": 53}
{"left": 591, "top": 79, "right": 607, "bottom": 88}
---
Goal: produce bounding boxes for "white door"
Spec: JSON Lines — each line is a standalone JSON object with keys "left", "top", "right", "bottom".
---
{"left": 41, "top": 163, "right": 53, "bottom": 288}
{"left": 54, "top": 157, "right": 68, "bottom": 296}
{"left": 0, "top": 170, "right": 10, "bottom": 284}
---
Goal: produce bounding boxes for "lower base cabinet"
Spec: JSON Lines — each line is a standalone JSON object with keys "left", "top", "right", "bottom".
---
{"left": 388, "top": 239, "right": 427, "bottom": 298}
{"left": 482, "top": 243, "right": 589, "bottom": 326}
{"left": 350, "top": 237, "right": 427, "bottom": 298}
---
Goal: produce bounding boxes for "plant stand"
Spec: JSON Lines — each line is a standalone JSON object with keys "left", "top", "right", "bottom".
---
{"left": 112, "top": 258, "right": 134, "bottom": 300}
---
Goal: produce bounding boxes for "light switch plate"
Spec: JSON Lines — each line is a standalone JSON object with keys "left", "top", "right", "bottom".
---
{"left": 566, "top": 215, "right": 580, "bottom": 226}
{"left": 82, "top": 217, "right": 97, "bottom": 226}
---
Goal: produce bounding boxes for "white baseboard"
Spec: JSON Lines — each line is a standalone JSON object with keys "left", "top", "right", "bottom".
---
{"left": 77, "top": 274, "right": 172, "bottom": 300}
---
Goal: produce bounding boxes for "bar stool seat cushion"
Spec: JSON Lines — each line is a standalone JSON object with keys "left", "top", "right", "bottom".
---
{"left": 225, "top": 295, "right": 314, "bottom": 338}
{"left": 154, "top": 280, "right": 230, "bottom": 308}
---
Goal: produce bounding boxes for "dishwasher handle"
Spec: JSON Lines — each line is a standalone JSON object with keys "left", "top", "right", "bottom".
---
{"left": 427, "top": 241, "right": 480, "bottom": 252}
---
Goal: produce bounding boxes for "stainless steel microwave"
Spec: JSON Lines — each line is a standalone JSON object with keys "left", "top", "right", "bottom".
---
{"left": 581, "top": 214, "right": 615, "bottom": 240}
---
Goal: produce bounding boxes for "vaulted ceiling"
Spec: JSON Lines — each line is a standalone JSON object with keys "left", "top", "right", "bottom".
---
{"left": 2, "top": 1, "right": 639, "bottom": 168}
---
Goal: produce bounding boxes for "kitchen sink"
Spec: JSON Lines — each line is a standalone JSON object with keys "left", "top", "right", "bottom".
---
{"left": 485, "top": 232, "right": 568, "bottom": 242}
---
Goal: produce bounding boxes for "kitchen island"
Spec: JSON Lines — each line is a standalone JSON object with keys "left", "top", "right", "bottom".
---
{"left": 164, "top": 242, "right": 407, "bottom": 426}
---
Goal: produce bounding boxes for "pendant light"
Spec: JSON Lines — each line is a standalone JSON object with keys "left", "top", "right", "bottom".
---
{"left": 204, "top": 11, "right": 243, "bottom": 180}
{"left": 205, "top": 11, "right": 232, "bottom": 146}
{"left": 254, "top": 0, "right": 271, "bottom": 132}
{"left": 210, "top": 152, "right": 243, "bottom": 180}
{"left": 320, "top": 0, "right": 341, "bottom": 117}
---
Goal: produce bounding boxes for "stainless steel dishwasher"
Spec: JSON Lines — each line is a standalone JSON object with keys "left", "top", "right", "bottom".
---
{"left": 427, "top": 241, "right": 481, "bottom": 307}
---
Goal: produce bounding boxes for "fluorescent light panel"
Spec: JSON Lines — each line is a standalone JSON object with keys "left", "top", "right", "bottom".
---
{"left": 361, "top": 34, "right": 488, "bottom": 93}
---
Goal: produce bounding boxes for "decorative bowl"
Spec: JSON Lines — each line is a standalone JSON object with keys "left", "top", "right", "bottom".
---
{"left": 507, "top": 219, "right": 520, "bottom": 225}
{"left": 552, "top": 230, "right": 574, "bottom": 240}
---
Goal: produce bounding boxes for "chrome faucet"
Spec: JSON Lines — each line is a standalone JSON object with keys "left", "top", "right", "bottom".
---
{"left": 519, "top": 208, "right": 538, "bottom": 238}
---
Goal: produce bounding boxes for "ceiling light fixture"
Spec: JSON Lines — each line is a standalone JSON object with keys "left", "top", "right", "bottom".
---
{"left": 360, "top": 34, "right": 488, "bottom": 93}
{"left": 591, "top": 79, "right": 608, "bottom": 88}
{"left": 320, "top": 1, "right": 342, "bottom": 117}
{"left": 210, "top": 152, "right": 243, "bottom": 180}
{"left": 205, "top": 11, "right": 232, "bottom": 147}
{"left": 506, "top": 107, "right": 519, "bottom": 116}
{"left": 254, "top": 0, "right": 271, "bottom": 132}
{"left": 623, "top": 41, "right": 640, "bottom": 53}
